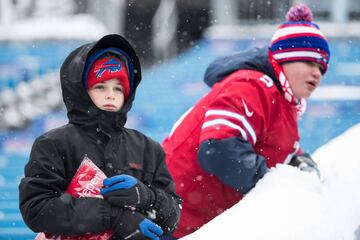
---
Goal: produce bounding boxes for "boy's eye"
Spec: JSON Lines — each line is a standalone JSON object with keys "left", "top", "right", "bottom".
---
{"left": 115, "top": 87, "right": 123, "bottom": 92}
{"left": 94, "top": 85, "right": 105, "bottom": 89}
{"left": 307, "top": 61, "right": 319, "bottom": 67}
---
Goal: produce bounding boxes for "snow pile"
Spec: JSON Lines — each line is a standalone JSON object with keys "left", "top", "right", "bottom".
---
{"left": 183, "top": 123, "right": 360, "bottom": 240}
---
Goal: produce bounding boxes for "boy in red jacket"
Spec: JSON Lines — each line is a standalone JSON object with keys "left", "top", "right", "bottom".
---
{"left": 163, "top": 4, "right": 329, "bottom": 238}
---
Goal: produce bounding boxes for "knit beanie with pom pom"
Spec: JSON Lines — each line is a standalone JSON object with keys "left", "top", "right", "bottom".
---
{"left": 269, "top": 4, "right": 330, "bottom": 74}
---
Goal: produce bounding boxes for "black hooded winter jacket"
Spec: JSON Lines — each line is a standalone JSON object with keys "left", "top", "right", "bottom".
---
{"left": 19, "top": 34, "right": 181, "bottom": 237}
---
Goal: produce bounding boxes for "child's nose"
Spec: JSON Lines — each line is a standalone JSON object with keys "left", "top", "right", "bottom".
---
{"left": 313, "top": 67, "right": 322, "bottom": 79}
{"left": 106, "top": 90, "right": 116, "bottom": 99}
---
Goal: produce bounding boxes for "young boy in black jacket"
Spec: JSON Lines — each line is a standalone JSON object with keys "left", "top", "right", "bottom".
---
{"left": 19, "top": 34, "right": 181, "bottom": 240}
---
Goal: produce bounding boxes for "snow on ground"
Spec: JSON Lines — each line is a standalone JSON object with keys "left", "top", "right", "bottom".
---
{"left": 183, "top": 123, "right": 360, "bottom": 240}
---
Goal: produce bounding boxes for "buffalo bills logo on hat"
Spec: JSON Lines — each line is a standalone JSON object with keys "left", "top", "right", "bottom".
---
{"left": 94, "top": 59, "right": 122, "bottom": 78}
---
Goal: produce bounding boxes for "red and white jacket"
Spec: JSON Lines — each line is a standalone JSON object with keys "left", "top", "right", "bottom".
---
{"left": 163, "top": 48, "right": 303, "bottom": 238}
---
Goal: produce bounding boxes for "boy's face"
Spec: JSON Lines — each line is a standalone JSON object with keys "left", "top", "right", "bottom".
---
{"left": 87, "top": 78, "right": 125, "bottom": 112}
{"left": 282, "top": 61, "right": 323, "bottom": 99}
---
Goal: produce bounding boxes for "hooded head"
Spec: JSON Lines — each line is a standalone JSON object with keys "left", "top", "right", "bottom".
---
{"left": 269, "top": 4, "right": 330, "bottom": 74}
{"left": 60, "top": 34, "right": 141, "bottom": 130}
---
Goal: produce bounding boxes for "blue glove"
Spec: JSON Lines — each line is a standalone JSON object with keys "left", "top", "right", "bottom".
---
{"left": 111, "top": 209, "right": 163, "bottom": 240}
{"left": 139, "top": 218, "right": 164, "bottom": 240}
{"left": 101, "top": 174, "right": 155, "bottom": 210}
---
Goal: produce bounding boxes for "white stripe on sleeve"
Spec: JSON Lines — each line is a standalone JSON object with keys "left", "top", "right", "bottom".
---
{"left": 205, "top": 109, "right": 257, "bottom": 144}
{"left": 202, "top": 118, "right": 248, "bottom": 141}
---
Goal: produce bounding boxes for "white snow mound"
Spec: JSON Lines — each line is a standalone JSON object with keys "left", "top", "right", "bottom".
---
{"left": 183, "top": 123, "right": 360, "bottom": 240}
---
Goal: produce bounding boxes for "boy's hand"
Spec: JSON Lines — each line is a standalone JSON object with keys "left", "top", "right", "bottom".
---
{"left": 101, "top": 174, "right": 155, "bottom": 210}
{"left": 111, "top": 209, "right": 163, "bottom": 240}
{"left": 289, "top": 153, "right": 321, "bottom": 178}
{"left": 138, "top": 218, "right": 164, "bottom": 240}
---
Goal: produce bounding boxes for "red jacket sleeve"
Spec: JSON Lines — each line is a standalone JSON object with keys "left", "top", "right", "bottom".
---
{"left": 200, "top": 74, "right": 272, "bottom": 146}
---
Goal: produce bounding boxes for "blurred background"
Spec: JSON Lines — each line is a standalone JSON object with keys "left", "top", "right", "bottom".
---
{"left": 0, "top": 0, "right": 359, "bottom": 238}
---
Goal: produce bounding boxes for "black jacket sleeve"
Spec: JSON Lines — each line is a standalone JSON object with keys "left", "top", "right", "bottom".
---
{"left": 198, "top": 137, "right": 268, "bottom": 194}
{"left": 18, "top": 135, "right": 113, "bottom": 235}
{"left": 146, "top": 148, "right": 182, "bottom": 234}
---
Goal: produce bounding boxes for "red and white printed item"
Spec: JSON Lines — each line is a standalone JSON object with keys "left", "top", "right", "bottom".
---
{"left": 35, "top": 156, "right": 113, "bottom": 240}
